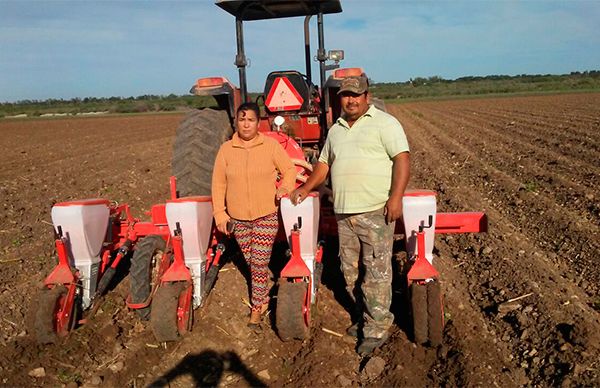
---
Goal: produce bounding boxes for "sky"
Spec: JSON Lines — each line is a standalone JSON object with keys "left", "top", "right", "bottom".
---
{"left": 1, "top": 0, "right": 599, "bottom": 102}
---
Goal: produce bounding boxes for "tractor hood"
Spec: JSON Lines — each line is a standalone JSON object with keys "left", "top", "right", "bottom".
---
{"left": 216, "top": 0, "right": 342, "bottom": 21}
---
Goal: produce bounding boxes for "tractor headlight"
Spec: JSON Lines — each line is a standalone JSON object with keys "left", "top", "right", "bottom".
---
{"left": 328, "top": 50, "right": 344, "bottom": 62}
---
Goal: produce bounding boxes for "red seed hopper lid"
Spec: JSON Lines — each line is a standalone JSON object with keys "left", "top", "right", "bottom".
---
{"left": 280, "top": 191, "right": 319, "bottom": 198}
{"left": 167, "top": 196, "right": 212, "bottom": 203}
{"left": 404, "top": 189, "right": 436, "bottom": 197}
{"left": 54, "top": 199, "right": 110, "bottom": 207}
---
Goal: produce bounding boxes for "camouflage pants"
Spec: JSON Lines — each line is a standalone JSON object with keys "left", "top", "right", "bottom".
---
{"left": 336, "top": 207, "right": 394, "bottom": 339}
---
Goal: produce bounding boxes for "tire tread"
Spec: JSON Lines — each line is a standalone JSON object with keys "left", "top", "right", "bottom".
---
{"left": 130, "top": 235, "right": 166, "bottom": 320}
{"left": 172, "top": 109, "right": 232, "bottom": 196}
{"left": 276, "top": 282, "right": 309, "bottom": 341}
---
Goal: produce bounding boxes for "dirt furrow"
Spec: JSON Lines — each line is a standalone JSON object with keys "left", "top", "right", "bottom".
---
{"left": 493, "top": 106, "right": 600, "bottom": 126}
{"left": 487, "top": 107, "right": 600, "bottom": 127}
{"left": 479, "top": 98, "right": 600, "bottom": 141}
{"left": 440, "top": 95, "right": 600, "bottom": 147}
{"left": 423, "top": 103, "right": 600, "bottom": 180}
{"left": 390, "top": 104, "right": 600, "bottom": 386}
{"left": 391, "top": 104, "right": 600, "bottom": 297}
{"left": 445, "top": 106, "right": 600, "bottom": 161}
{"left": 411, "top": 104, "right": 600, "bottom": 224}
{"left": 0, "top": 115, "right": 180, "bottom": 181}
{"left": 456, "top": 108, "right": 600, "bottom": 158}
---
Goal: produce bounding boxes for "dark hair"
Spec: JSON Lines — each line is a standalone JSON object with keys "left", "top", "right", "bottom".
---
{"left": 236, "top": 102, "right": 260, "bottom": 119}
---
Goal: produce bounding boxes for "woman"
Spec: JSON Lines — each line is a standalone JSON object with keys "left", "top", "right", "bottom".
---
{"left": 212, "top": 102, "right": 296, "bottom": 329}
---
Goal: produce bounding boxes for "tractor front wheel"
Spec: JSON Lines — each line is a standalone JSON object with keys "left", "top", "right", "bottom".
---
{"left": 276, "top": 281, "right": 309, "bottom": 341}
{"left": 150, "top": 282, "right": 186, "bottom": 342}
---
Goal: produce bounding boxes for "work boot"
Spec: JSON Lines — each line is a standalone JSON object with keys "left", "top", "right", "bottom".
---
{"left": 247, "top": 310, "right": 263, "bottom": 333}
{"left": 357, "top": 334, "right": 389, "bottom": 356}
{"left": 247, "top": 303, "right": 268, "bottom": 332}
{"left": 248, "top": 310, "right": 262, "bottom": 325}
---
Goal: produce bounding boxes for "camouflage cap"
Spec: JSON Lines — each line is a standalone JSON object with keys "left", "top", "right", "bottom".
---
{"left": 337, "top": 76, "right": 368, "bottom": 95}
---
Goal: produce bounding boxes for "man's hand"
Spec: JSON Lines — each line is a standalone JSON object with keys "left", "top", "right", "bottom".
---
{"left": 384, "top": 195, "right": 403, "bottom": 224}
{"left": 290, "top": 186, "right": 310, "bottom": 205}
{"left": 385, "top": 152, "right": 410, "bottom": 224}
{"left": 290, "top": 162, "right": 329, "bottom": 205}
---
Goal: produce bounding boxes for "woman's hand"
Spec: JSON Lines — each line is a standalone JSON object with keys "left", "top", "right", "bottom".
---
{"left": 276, "top": 187, "right": 289, "bottom": 200}
{"left": 217, "top": 218, "right": 231, "bottom": 235}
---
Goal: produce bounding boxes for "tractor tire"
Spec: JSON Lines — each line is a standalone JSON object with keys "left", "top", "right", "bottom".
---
{"left": 276, "top": 281, "right": 309, "bottom": 341}
{"left": 172, "top": 108, "right": 233, "bottom": 196}
{"left": 371, "top": 97, "right": 387, "bottom": 112}
{"left": 313, "top": 261, "right": 323, "bottom": 289}
{"left": 427, "top": 280, "right": 444, "bottom": 347}
{"left": 34, "top": 285, "right": 67, "bottom": 344}
{"left": 150, "top": 282, "right": 185, "bottom": 342}
{"left": 202, "top": 265, "right": 220, "bottom": 302}
{"left": 410, "top": 283, "right": 428, "bottom": 345}
{"left": 129, "top": 235, "right": 166, "bottom": 320}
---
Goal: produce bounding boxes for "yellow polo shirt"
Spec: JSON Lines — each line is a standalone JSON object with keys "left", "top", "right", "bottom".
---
{"left": 319, "top": 105, "right": 410, "bottom": 214}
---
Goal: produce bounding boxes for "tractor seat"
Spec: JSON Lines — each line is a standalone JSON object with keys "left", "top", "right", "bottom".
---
{"left": 263, "top": 70, "right": 313, "bottom": 113}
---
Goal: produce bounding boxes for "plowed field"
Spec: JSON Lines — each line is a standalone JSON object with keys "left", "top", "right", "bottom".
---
{"left": 1, "top": 93, "right": 599, "bottom": 387}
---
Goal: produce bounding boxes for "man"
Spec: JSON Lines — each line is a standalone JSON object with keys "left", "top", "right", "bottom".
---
{"left": 291, "top": 75, "right": 410, "bottom": 355}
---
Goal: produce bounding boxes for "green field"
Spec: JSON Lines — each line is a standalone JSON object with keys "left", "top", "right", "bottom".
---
{"left": 372, "top": 71, "right": 600, "bottom": 101}
{"left": 2, "top": 71, "right": 599, "bottom": 118}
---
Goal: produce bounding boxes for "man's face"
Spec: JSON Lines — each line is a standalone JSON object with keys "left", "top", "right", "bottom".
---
{"left": 340, "top": 91, "right": 369, "bottom": 122}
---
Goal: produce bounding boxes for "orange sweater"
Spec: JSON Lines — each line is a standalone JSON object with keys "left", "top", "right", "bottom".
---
{"left": 212, "top": 132, "right": 296, "bottom": 225}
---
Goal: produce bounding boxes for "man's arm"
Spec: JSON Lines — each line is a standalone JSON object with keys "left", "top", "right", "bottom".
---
{"left": 290, "top": 161, "right": 329, "bottom": 205}
{"left": 384, "top": 152, "right": 410, "bottom": 223}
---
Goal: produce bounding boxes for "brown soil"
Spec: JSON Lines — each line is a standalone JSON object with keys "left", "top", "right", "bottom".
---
{"left": 1, "top": 93, "right": 599, "bottom": 387}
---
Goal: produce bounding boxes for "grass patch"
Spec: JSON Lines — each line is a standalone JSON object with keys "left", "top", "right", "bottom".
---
{"left": 57, "top": 369, "right": 82, "bottom": 385}
{"left": 522, "top": 181, "right": 539, "bottom": 192}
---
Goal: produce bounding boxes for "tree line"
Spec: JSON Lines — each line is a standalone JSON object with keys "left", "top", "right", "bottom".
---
{"left": 2, "top": 71, "right": 599, "bottom": 118}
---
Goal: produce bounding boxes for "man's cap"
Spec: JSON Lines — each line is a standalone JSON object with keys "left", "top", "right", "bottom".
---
{"left": 337, "top": 76, "right": 368, "bottom": 95}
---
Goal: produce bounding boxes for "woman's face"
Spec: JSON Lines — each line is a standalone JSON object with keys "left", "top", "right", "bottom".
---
{"left": 236, "top": 109, "right": 259, "bottom": 141}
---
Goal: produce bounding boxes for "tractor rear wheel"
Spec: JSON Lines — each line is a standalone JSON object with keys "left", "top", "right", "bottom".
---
{"left": 410, "top": 283, "right": 428, "bottom": 345}
{"left": 172, "top": 109, "right": 233, "bottom": 196}
{"left": 129, "top": 235, "right": 166, "bottom": 320}
{"left": 370, "top": 96, "right": 387, "bottom": 112}
{"left": 34, "top": 285, "right": 68, "bottom": 344}
{"left": 276, "top": 281, "right": 309, "bottom": 341}
{"left": 427, "top": 280, "right": 444, "bottom": 346}
{"left": 150, "top": 282, "right": 185, "bottom": 342}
